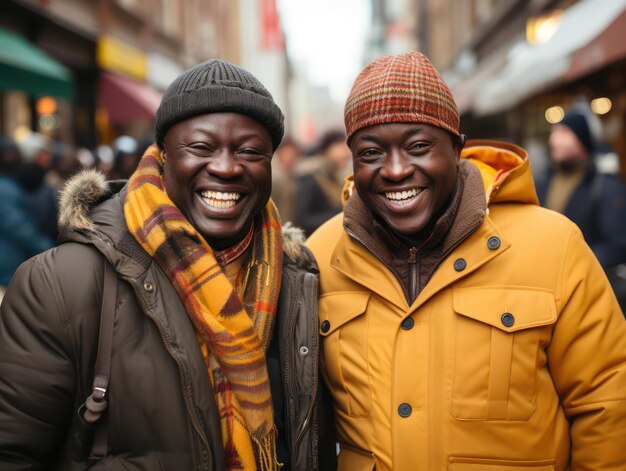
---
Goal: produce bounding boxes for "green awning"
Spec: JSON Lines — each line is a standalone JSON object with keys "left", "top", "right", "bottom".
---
{"left": 0, "top": 27, "right": 73, "bottom": 99}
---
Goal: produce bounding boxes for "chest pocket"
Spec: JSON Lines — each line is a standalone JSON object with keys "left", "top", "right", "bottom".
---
{"left": 319, "top": 292, "right": 372, "bottom": 418}
{"left": 451, "top": 287, "right": 557, "bottom": 421}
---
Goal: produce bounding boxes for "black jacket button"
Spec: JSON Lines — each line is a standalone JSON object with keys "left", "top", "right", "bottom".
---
{"left": 321, "top": 320, "right": 331, "bottom": 333}
{"left": 454, "top": 258, "right": 467, "bottom": 271}
{"left": 501, "top": 312, "right": 515, "bottom": 327}
{"left": 487, "top": 236, "right": 501, "bottom": 250}
{"left": 401, "top": 317, "right": 414, "bottom": 330}
{"left": 398, "top": 403, "right": 412, "bottom": 417}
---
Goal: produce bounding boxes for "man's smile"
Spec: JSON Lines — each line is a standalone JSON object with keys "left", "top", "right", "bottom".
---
{"left": 200, "top": 190, "right": 242, "bottom": 209}
{"left": 383, "top": 187, "right": 425, "bottom": 205}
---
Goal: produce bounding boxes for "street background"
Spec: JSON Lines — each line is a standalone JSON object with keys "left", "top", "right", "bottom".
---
{"left": 1, "top": 0, "right": 626, "bottom": 290}
{"left": 1, "top": 0, "right": 625, "bottom": 173}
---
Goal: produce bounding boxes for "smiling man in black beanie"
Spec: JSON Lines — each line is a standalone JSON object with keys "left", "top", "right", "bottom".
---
{"left": 0, "top": 59, "right": 336, "bottom": 471}
{"left": 536, "top": 110, "right": 626, "bottom": 271}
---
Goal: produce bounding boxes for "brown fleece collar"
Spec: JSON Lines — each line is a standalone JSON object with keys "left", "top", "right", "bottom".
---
{"left": 344, "top": 160, "right": 487, "bottom": 298}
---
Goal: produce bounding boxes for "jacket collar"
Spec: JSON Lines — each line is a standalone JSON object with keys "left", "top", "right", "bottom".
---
{"left": 343, "top": 175, "right": 464, "bottom": 264}
{"left": 331, "top": 210, "right": 509, "bottom": 313}
{"left": 340, "top": 160, "right": 487, "bottom": 304}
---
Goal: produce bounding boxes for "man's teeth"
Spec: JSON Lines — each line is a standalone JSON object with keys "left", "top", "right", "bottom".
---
{"left": 203, "top": 191, "right": 241, "bottom": 201}
{"left": 201, "top": 191, "right": 241, "bottom": 208}
{"left": 385, "top": 188, "right": 420, "bottom": 201}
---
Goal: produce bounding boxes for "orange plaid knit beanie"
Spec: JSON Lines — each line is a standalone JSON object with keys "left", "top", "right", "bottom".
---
{"left": 344, "top": 51, "right": 460, "bottom": 143}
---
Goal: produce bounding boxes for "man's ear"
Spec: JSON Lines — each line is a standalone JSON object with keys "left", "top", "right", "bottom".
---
{"left": 454, "top": 134, "right": 467, "bottom": 155}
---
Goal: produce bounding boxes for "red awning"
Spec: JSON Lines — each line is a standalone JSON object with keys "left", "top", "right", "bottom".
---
{"left": 565, "top": 9, "right": 626, "bottom": 82}
{"left": 98, "top": 71, "right": 162, "bottom": 124}
{"left": 473, "top": 0, "right": 626, "bottom": 116}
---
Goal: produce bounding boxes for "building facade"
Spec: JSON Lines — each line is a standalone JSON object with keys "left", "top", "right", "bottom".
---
{"left": 0, "top": 0, "right": 241, "bottom": 148}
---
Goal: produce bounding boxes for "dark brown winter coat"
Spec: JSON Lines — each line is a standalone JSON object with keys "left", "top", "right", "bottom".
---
{"left": 0, "top": 171, "right": 336, "bottom": 470}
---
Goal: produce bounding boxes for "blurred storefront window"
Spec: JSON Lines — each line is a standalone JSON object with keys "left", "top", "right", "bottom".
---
{"left": 2, "top": 92, "right": 30, "bottom": 137}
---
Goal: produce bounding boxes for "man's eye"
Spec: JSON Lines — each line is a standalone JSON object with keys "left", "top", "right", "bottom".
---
{"left": 409, "top": 142, "right": 429, "bottom": 152}
{"left": 188, "top": 143, "right": 212, "bottom": 151}
{"left": 237, "top": 148, "right": 269, "bottom": 159}
{"left": 358, "top": 149, "right": 382, "bottom": 159}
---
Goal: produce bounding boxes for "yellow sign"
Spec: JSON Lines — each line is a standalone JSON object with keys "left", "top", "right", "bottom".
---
{"left": 97, "top": 35, "right": 147, "bottom": 80}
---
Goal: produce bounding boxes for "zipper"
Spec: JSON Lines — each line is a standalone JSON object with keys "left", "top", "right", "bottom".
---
{"left": 136, "top": 284, "right": 212, "bottom": 470}
{"left": 282, "top": 269, "right": 319, "bottom": 469}
{"left": 281, "top": 269, "right": 302, "bottom": 456}
{"left": 293, "top": 273, "right": 319, "bottom": 460}
{"left": 408, "top": 247, "right": 419, "bottom": 303}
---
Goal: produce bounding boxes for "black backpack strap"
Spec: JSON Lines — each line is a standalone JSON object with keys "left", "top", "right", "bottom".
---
{"left": 82, "top": 258, "right": 118, "bottom": 458}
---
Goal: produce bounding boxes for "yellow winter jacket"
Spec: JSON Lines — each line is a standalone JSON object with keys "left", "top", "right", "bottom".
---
{"left": 306, "top": 140, "right": 626, "bottom": 471}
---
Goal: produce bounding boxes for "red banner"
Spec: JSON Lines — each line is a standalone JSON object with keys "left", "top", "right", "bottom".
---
{"left": 261, "top": 0, "right": 284, "bottom": 50}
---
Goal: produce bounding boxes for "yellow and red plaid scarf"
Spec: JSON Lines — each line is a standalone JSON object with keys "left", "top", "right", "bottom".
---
{"left": 124, "top": 145, "right": 282, "bottom": 470}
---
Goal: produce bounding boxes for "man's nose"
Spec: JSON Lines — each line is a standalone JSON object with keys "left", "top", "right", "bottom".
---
{"left": 205, "top": 149, "right": 244, "bottom": 178}
{"left": 379, "top": 148, "right": 413, "bottom": 181}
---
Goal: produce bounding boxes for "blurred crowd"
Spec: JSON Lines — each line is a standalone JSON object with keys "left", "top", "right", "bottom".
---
{"left": 272, "top": 129, "right": 352, "bottom": 236}
{"left": 0, "top": 132, "right": 149, "bottom": 290}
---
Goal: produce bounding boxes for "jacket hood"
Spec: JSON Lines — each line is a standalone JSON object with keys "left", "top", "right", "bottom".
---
{"left": 461, "top": 139, "right": 539, "bottom": 206}
{"left": 58, "top": 169, "right": 311, "bottom": 263}
{"left": 58, "top": 169, "right": 111, "bottom": 234}
{"left": 340, "top": 139, "right": 539, "bottom": 207}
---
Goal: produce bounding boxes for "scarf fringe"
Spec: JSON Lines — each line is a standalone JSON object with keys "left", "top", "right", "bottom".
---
{"left": 253, "top": 428, "right": 282, "bottom": 471}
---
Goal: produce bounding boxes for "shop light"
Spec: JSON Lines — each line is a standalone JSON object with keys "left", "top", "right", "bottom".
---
{"left": 545, "top": 106, "right": 564, "bottom": 124}
{"left": 527, "top": 10, "right": 562, "bottom": 45}
{"left": 36, "top": 97, "right": 57, "bottom": 115}
{"left": 591, "top": 97, "right": 612, "bottom": 115}
{"left": 39, "top": 114, "right": 60, "bottom": 131}
{"left": 13, "top": 126, "right": 32, "bottom": 142}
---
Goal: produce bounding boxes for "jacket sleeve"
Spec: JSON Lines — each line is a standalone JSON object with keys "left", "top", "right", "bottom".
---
{"left": 589, "top": 176, "right": 626, "bottom": 267}
{"left": 0, "top": 254, "right": 76, "bottom": 470}
{"left": 547, "top": 227, "right": 626, "bottom": 470}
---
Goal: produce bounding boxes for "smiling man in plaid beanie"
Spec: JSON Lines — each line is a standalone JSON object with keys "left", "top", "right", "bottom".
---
{"left": 307, "top": 51, "right": 626, "bottom": 470}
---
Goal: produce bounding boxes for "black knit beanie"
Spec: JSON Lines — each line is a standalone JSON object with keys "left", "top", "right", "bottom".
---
{"left": 155, "top": 59, "right": 284, "bottom": 150}
{"left": 559, "top": 112, "right": 595, "bottom": 154}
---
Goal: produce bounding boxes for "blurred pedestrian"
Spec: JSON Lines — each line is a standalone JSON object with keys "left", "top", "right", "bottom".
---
{"left": 0, "top": 59, "right": 335, "bottom": 470}
{"left": 107, "top": 135, "right": 140, "bottom": 180}
{"left": 15, "top": 132, "right": 59, "bottom": 241}
{"left": 293, "top": 129, "right": 351, "bottom": 236}
{"left": 0, "top": 136, "right": 53, "bottom": 291}
{"left": 307, "top": 51, "right": 626, "bottom": 470}
{"left": 46, "top": 141, "right": 82, "bottom": 192}
{"left": 536, "top": 110, "right": 626, "bottom": 268}
{"left": 271, "top": 136, "right": 301, "bottom": 223}
{"left": 94, "top": 144, "right": 114, "bottom": 175}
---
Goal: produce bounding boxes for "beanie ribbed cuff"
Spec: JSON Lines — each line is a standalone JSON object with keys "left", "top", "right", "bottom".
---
{"left": 155, "top": 60, "right": 284, "bottom": 150}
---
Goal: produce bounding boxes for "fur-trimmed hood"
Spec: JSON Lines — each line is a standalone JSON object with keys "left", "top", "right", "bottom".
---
{"left": 58, "top": 169, "right": 311, "bottom": 263}
{"left": 59, "top": 169, "right": 110, "bottom": 234}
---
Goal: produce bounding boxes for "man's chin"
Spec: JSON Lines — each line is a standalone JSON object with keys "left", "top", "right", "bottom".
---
{"left": 553, "top": 158, "right": 586, "bottom": 174}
